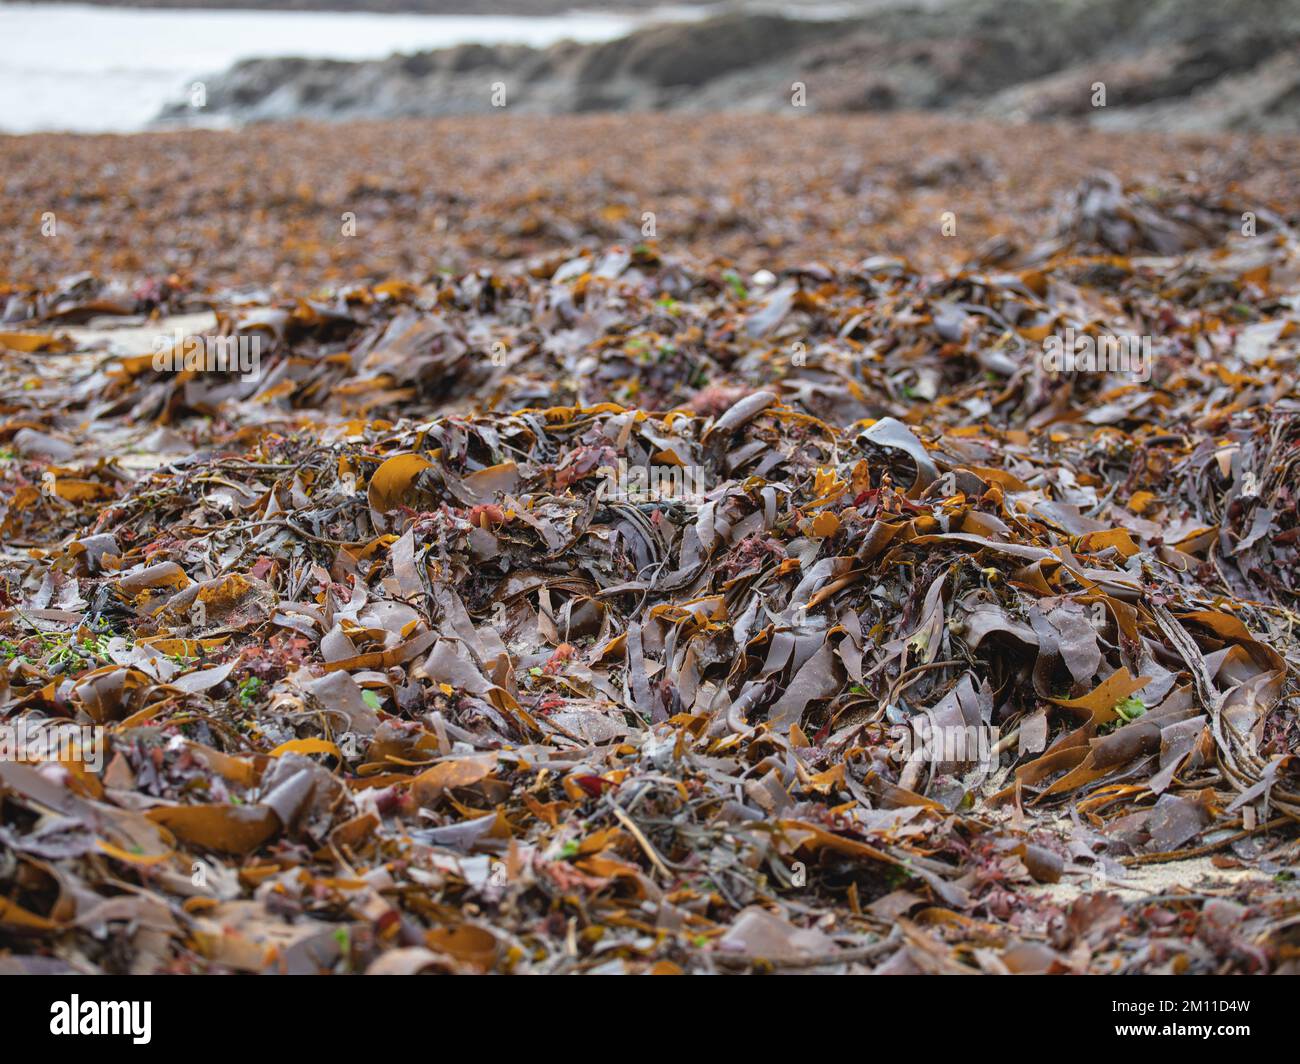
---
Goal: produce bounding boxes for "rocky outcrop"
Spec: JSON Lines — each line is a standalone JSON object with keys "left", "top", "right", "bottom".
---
{"left": 155, "top": 0, "right": 1300, "bottom": 131}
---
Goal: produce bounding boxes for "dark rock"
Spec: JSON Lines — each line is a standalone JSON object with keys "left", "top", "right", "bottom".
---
{"left": 153, "top": 1, "right": 1300, "bottom": 132}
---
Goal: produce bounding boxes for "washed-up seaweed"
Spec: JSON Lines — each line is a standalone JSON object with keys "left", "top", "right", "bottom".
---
{"left": 1, "top": 144, "right": 1299, "bottom": 974}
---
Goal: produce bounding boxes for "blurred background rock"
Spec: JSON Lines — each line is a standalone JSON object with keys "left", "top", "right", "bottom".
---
{"left": 147, "top": 0, "right": 1300, "bottom": 132}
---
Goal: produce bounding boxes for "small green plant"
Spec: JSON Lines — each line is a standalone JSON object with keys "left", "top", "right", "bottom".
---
{"left": 1099, "top": 696, "right": 1148, "bottom": 734}
{"left": 32, "top": 631, "right": 122, "bottom": 674}
{"left": 1114, "top": 696, "right": 1147, "bottom": 722}
{"left": 722, "top": 270, "right": 748, "bottom": 301}
{"left": 333, "top": 926, "right": 352, "bottom": 972}
{"left": 237, "top": 676, "right": 263, "bottom": 705}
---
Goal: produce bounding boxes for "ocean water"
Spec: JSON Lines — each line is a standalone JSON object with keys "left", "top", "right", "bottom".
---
{"left": 0, "top": 2, "right": 702, "bottom": 134}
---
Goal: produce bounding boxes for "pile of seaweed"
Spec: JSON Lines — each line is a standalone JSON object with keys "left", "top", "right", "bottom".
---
{"left": 0, "top": 172, "right": 1298, "bottom": 974}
